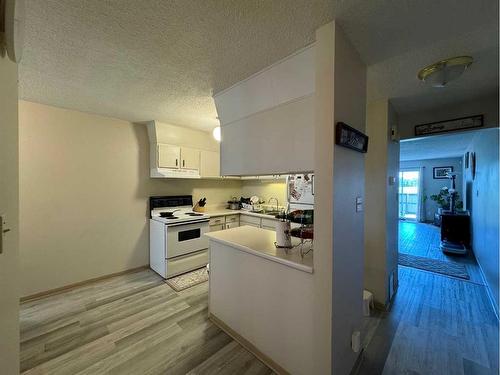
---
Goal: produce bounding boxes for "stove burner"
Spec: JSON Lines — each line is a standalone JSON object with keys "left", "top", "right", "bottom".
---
{"left": 185, "top": 213, "right": 203, "bottom": 216}
{"left": 163, "top": 216, "right": 179, "bottom": 220}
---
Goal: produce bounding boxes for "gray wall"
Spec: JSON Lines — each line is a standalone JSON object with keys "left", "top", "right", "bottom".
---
{"left": 331, "top": 24, "right": 366, "bottom": 375}
{"left": 464, "top": 128, "right": 499, "bottom": 315}
{"left": 400, "top": 157, "right": 463, "bottom": 222}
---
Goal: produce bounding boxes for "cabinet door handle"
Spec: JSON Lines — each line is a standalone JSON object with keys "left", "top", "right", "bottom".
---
{"left": 175, "top": 159, "right": 178, "bottom": 167}
{"left": 183, "top": 160, "right": 185, "bottom": 167}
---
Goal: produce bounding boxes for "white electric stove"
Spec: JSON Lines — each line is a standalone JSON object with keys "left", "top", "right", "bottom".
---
{"left": 149, "top": 196, "right": 209, "bottom": 279}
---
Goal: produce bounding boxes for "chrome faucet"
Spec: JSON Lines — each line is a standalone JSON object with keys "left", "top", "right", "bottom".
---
{"left": 268, "top": 197, "right": 279, "bottom": 211}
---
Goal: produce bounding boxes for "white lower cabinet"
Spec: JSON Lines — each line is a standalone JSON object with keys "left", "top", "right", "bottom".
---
{"left": 210, "top": 224, "right": 225, "bottom": 232}
{"left": 239, "top": 215, "right": 261, "bottom": 228}
{"left": 209, "top": 213, "right": 279, "bottom": 232}
{"left": 225, "top": 222, "right": 239, "bottom": 230}
{"left": 209, "top": 214, "right": 240, "bottom": 232}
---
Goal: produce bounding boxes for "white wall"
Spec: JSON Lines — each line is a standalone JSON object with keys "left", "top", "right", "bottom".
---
{"left": 464, "top": 128, "right": 499, "bottom": 315}
{"left": 0, "top": 51, "right": 20, "bottom": 374}
{"left": 19, "top": 101, "right": 242, "bottom": 297}
{"left": 364, "top": 99, "right": 399, "bottom": 305}
{"left": 398, "top": 94, "right": 499, "bottom": 140}
{"left": 400, "top": 157, "right": 463, "bottom": 221}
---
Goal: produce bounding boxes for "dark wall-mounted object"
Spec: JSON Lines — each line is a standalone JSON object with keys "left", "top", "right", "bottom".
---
{"left": 335, "top": 122, "right": 369, "bottom": 153}
{"left": 414, "top": 114, "right": 483, "bottom": 136}
{"left": 433, "top": 166, "right": 453, "bottom": 179}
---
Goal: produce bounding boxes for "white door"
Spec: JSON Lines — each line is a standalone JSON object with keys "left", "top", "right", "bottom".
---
{"left": 0, "top": 55, "right": 20, "bottom": 373}
{"left": 180, "top": 147, "right": 200, "bottom": 170}
{"left": 398, "top": 169, "right": 420, "bottom": 221}
{"left": 158, "top": 144, "right": 180, "bottom": 169}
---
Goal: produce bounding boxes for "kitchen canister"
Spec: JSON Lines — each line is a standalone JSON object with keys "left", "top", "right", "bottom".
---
{"left": 275, "top": 221, "right": 292, "bottom": 248}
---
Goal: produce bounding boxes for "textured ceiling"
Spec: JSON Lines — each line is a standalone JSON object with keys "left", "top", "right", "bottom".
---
{"left": 19, "top": 0, "right": 334, "bottom": 131}
{"left": 19, "top": 0, "right": 499, "bottom": 130}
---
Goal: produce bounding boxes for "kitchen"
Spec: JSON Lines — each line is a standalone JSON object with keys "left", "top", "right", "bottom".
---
{"left": 16, "top": 42, "right": 322, "bottom": 374}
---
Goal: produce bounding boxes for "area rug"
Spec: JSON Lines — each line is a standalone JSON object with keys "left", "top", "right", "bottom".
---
{"left": 166, "top": 267, "right": 209, "bottom": 292}
{"left": 398, "top": 253, "right": 470, "bottom": 280}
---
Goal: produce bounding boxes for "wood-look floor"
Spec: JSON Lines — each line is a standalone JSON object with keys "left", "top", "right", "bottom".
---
{"left": 356, "top": 221, "right": 499, "bottom": 375}
{"left": 399, "top": 221, "right": 484, "bottom": 284}
{"left": 20, "top": 270, "right": 273, "bottom": 375}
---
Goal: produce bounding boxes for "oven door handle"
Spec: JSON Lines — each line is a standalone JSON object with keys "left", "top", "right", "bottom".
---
{"left": 166, "top": 219, "right": 209, "bottom": 228}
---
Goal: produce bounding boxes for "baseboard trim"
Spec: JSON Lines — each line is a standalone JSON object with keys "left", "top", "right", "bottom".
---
{"left": 475, "top": 258, "right": 499, "bottom": 321}
{"left": 20, "top": 265, "right": 149, "bottom": 303}
{"left": 208, "top": 313, "right": 290, "bottom": 375}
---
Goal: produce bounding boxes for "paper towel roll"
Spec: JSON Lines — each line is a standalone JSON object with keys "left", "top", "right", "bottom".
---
{"left": 276, "top": 221, "right": 292, "bottom": 248}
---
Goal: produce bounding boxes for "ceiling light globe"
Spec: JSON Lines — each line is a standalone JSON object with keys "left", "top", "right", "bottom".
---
{"left": 212, "top": 126, "right": 221, "bottom": 142}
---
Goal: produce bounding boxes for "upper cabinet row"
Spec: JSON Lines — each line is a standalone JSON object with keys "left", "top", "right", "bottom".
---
{"left": 154, "top": 143, "right": 220, "bottom": 178}
{"left": 158, "top": 144, "right": 200, "bottom": 170}
{"left": 147, "top": 121, "right": 220, "bottom": 179}
{"left": 213, "top": 44, "right": 315, "bottom": 176}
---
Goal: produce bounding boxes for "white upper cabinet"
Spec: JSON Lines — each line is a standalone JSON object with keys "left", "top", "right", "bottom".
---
{"left": 180, "top": 147, "right": 200, "bottom": 170}
{"left": 213, "top": 45, "right": 315, "bottom": 176}
{"left": 158, "top": 144, "right": 180, "bottom": 169}
{"left": 200, "top": 150, "right": 220, "bottom": 178}
{"left": 214, "top": 44, "right": 315, "bottom": 126}
{"left": 147, "top": 121, "right": 219, "bottom": 179}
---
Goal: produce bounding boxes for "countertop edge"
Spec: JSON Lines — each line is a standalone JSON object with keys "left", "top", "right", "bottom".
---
{"left": 206, "top": 233, "right": 313, "bottom": 274}
{"left": 205, "top": 210, "right": 280, "bottom": 220}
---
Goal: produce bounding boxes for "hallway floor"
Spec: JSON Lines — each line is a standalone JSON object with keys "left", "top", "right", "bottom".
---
{"left": 356, "top": 221, "right": 499, "bottom": 375}
{"left": 399, "top": 221, "right": 484, "bottom": 284}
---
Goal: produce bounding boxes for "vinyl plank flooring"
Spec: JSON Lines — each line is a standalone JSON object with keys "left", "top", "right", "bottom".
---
{"left": 399, "top": 221, "right": 484, "bottom": 284}
{"left": 355, "top": 222, "right": 498, "bottom": 375}
{"left": 20, "top": 269, "right": 274, "bottom": 375}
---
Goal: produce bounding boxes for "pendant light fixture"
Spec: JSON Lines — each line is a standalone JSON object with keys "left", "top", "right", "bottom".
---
{"left": 212, "top": 126, "right": 221, "bottom": 142}
{"left": 417, "top": 56, "right": 473, "bottom": 88}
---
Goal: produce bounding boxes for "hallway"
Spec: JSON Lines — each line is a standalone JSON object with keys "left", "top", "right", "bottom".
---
{"left": 357, "top": 221, "right": 499, "bottom": 375}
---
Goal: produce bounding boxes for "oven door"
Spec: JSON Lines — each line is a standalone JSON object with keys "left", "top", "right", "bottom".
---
{"left": 166, "top": 220, "right": 209, "bottom": 259}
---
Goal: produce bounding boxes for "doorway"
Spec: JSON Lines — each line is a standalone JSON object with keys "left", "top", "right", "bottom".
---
{"left": 398, "top": 169, "right": 420, "bottom": 221}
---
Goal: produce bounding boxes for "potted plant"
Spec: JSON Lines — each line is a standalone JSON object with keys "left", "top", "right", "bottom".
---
{"left": 430, "top": 186, "right": 463, "bottom": 213}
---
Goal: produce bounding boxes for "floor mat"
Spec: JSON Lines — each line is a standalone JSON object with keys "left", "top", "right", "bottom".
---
{"left": 398, "top": 253, "right": 470, "bottom": 280}
{"left": 166, "top": 267, "right": 209, "bottom": 291}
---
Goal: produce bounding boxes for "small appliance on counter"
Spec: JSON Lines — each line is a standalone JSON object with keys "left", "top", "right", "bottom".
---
{"left": 227, "top": 197, "right": 240, "bottom": 210}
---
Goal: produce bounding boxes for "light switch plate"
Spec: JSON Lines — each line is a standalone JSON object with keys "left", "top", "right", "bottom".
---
{"left": 0, "top": 214, "right": 10, "bottom": 255}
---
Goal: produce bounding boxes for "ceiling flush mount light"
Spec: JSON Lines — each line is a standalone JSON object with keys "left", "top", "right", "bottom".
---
{"left": 417, "top": 56, "right": 473, "bottom": 88}
{"left": 212, "top": 126, "right": 221, "bottom": 142}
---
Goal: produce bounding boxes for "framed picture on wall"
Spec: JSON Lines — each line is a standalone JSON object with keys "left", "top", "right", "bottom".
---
{"left": 433, "top": 166, "right": 453, "bottom": 179}
{"left": 335, "top": 122, "right": 369, "bottom": 153}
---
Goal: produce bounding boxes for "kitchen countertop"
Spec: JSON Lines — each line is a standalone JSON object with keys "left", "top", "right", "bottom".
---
{"left": 205, "top": 225, "right": 313, "bottom": 273}
{"left": 205, "top": 208, "right": 281, "bottom": 220}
